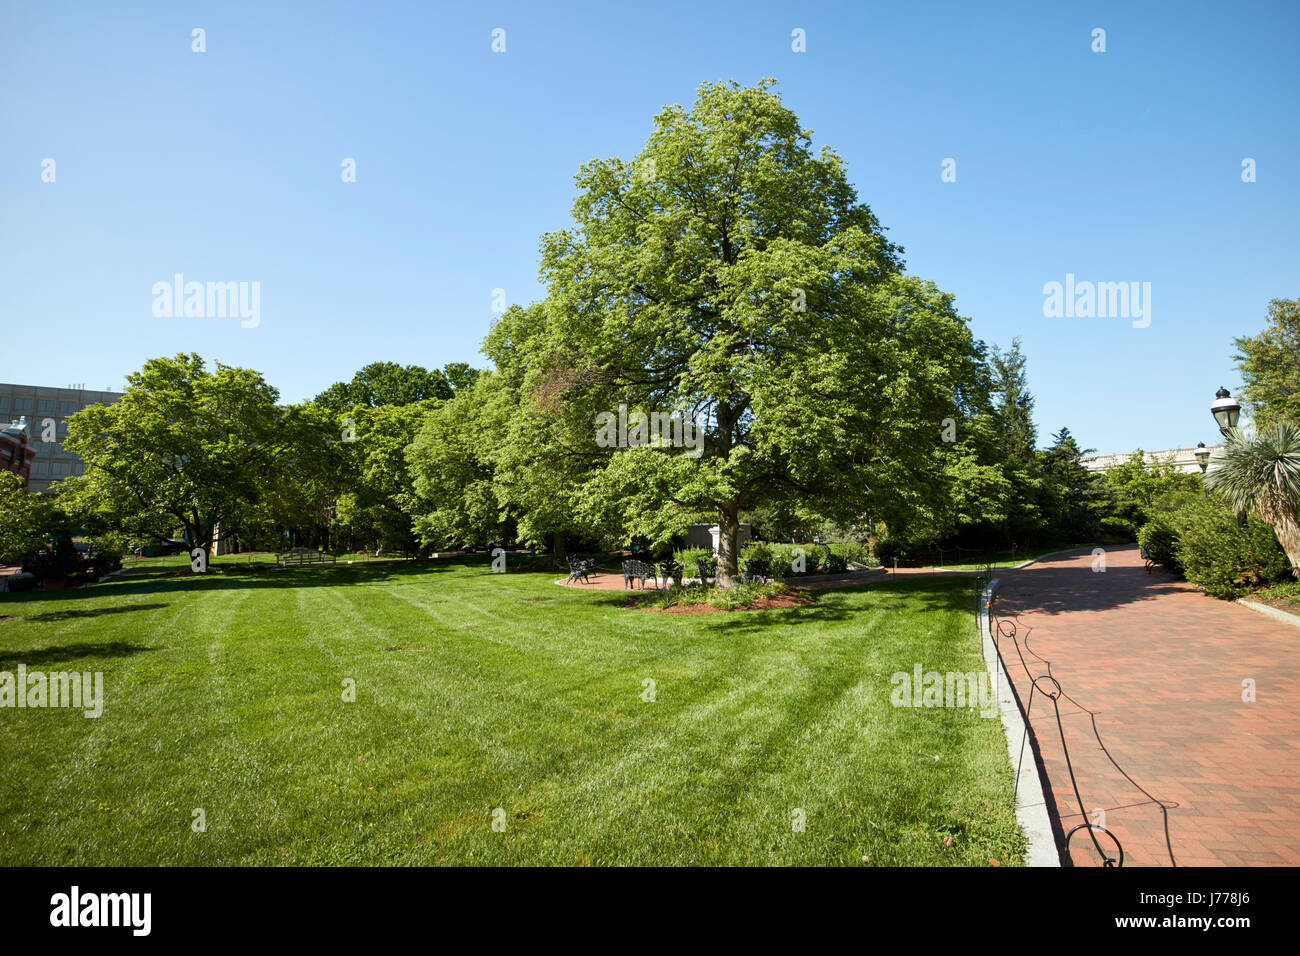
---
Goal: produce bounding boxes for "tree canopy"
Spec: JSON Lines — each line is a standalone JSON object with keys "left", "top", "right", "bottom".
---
{"left": 1234, "top": 298, "right": 1300, "bottom": 429}
{"left": 63, "top": 354, "right": 312, "bottom": 567}
{"left": 482, "top": 79, "right": 986, "bottom": 581}
{"left": 315, "top": 361, "right": 479, "bottom": 411}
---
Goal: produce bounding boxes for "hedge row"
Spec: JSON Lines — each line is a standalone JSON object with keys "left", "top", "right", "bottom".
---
{"left": 673, "top": 542, "right": 877, "bottom": 580}
{"left": 1137, "top": 496, "right": 1289, "bottom": 599}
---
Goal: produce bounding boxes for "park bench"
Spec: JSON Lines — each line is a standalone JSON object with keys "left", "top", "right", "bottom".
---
{"left": 1140, "top": 548, "right": 1154, "bottom": 574}
{"left": 566, "top": 556, "right": 596, "bottom": 585}
{"left": 275, "top": 548, "right": 336, "bottom": 567}
{"left": 622, "top": 559, "right": 657, "bottom": 590}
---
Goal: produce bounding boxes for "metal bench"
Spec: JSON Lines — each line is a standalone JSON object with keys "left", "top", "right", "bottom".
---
{"left": 622, "top": 559, "right": 658, "bottom": 590}
{"left": 1140, "top": 548, "right": 1154, "bottom": 574}
{"left": 276, "top": 548, "right": 336, "bottom": 567}
{"left": 741, "top": 557, "right": 770, "bottom": 583}
{"left": 566, "top": 556, "right": 596, "bottom": 585}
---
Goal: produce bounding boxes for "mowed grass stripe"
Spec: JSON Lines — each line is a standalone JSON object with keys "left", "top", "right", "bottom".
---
{"left": 0, "top": 557, "right": 1024, "bottom": 865}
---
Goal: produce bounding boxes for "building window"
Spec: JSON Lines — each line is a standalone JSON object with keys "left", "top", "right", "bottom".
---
{"left": 37, "top": 399, "right": 55, "bottom": 414}
{"left": 13, "top": 398, "right": 32, "bottom": 413}
{"left": 60, "top": 401, "right": 76, "bottom": 415}
{"left": 0, "top": 397, "right": 9, "bottom": 412}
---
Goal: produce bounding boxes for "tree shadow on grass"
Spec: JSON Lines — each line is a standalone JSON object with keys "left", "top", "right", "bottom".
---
{"left": 1, "top": 559, "right": 473, "bottom": 602}
{"left": 22, "top": 603, "right": 170, "bottom": 622}
{"left": 0, "top": 641, "right": 157, "bottom": 668}
{"left": 699, "top": 603, "right": 854, "bottom": 632}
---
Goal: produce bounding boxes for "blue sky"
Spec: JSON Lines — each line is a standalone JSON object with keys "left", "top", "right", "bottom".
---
{"left": 2, "top": 0, "right": 1296, "bottom": 454}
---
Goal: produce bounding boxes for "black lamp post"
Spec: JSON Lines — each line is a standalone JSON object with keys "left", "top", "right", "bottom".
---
{"left": 1209, "top": 388, "right": 1247, "bottom": 529}
{"left": 1193, "top": 441, "right": 1210, "bottom": 496}
{"left": 1211, "top": 387, "right": 1241, "bottom": 435}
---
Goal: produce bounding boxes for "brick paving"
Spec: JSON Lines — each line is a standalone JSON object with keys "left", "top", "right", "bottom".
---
{"left": 993, "top": 545, "right": 1300, "bottom": 867}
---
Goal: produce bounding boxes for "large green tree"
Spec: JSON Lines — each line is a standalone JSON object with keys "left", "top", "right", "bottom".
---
{"left": 64, "top": 354, "right": 309, "bottom": 568}
{"left": 989, "top": 337, "right": 1037, "bottom": 464}
{"left": 0, "top": 471, "right": 56, "bottom": 564}
{"left": 505, "top": 79, "right": 986, "bottom": 583}
{"left": 1102, "top": 449, "right": 1201, "bottom": 529}
{"left": 333, "top": 400, "right": 436, "bottom": 554}
{"left": 406, "top": 375, "right": 515, "bottom": 550}
{"left": 1234, "top": 298, "right": 1300, "bottom": 428}
{"left": 222, "top": 401, "right": 342, "bottom": 551}
{"left": 315, "top": 361, "right": 479, "bottom": 411}
{"left": 481, "top": 303, "right": 618, "bottom": 560}
{"left": 1038, "top": 427, "right": 1105, "bottom": 540}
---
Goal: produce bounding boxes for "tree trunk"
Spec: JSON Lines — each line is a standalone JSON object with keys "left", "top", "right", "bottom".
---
{"left": 186, "top": 523, "right": 211, "bottom": 572}
{"left": 553, "top": 529, "right": 566, "bottom": 565}
{"left": 716, "top": 509, "right": 740, "bottom": 587}
{"left": 1270, "top": 513, "right": 1300, "bottom": 579}
{"left": 711, "top": 398, "right": 740, "bottom": 587}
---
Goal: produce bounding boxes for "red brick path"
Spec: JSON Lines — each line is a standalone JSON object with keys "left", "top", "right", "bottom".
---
{"left": 994, "top": 545, "right": 1300, "bottom": 867}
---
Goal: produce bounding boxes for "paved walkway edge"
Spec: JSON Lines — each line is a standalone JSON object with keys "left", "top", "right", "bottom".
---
{"left": 779, "top": 567, "right": 886, "bottom": 586}
{"left": 980, "top": 577, "right": 1060, "bottom": 867}
{"left": 931, "top": 545, "right": 1098, "bottom": 574}
{"left": 1237, "top": 599, "right": 1300, "bottom": 630}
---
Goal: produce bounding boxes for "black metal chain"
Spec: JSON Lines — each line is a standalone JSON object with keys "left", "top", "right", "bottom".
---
{"left": 976, "top": 573, "right": 1178, "bottom": 868}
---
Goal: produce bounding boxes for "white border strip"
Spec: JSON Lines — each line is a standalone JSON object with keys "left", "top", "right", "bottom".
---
{"left": 935, "top": 545, "right": 1097, "bottom": 574}
{"left": 980, "top": 578, "right": 1060, "bottom": 867}
{"left": 1238, "top": 599, "right": 1300, "bottom": 630}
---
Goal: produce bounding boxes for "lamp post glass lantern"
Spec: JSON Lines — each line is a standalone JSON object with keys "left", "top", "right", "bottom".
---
{"left": 1211, "top": 387, "right": 1241, "bottom": 436}
{"left": 1193, "top": 441, "right": 1210, "bottom": 473}
{"left": 1208, "top": 389, "right": 1247, "bottom": 529}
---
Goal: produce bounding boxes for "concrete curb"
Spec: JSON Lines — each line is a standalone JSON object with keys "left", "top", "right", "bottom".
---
{"left": 930, "top": 545, "right": 1100, "bottom": 574}
{"left": 1006, "top": 546, "right": 1100, "bottom": 570}
{"left": 778, "top": 567, "right": 886, "bottom": 587}
{"left": 980, "top": 577, "right": 1060, "bottom": 867}
{"left": 1238, "top": 599, "right": 1300, "bottom": 630}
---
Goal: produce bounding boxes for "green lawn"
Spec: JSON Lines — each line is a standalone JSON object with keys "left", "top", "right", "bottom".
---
{"left": 0, "top": 556, "right": 1025, "bottom": 866}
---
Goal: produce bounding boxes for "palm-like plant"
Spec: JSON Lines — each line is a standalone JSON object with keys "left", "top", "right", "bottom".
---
{"left": 1204, "top": 422, "right": 1300, "bottom": 576}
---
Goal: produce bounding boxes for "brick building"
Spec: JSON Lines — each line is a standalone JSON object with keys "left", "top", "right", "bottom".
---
{"left": 0, "top": 416, "right": 37, "bottom": 486}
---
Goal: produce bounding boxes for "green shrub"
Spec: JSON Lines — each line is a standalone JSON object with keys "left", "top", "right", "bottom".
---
{"left": 1137, "top": 514, "right": 1181, "bottom": 572}
{"left": 820, "top": 547, "right": 848, "bottom": 574}
{"left": 737, "top": 542, "right": 874, "bottom": 578}
{"left": 829, "top": 542, "right": 873, "bottom": 566}
{"left": 1173, "top": 498, "right": 1289, "bottom": 599}
{"left": 30, "top": 537, "right": 85, "bottom": 581}
{"left": 85, "top": 532, "right": 129, "bottom": 576}
{"left": 708, "top": 580, "right": 784, "bottom": 609}
{"left": 739, "top": 543, "right": 773, "bottom": 577}
{"left": 1099, "top": 516, "right": 1136, "bottom": 542}
{"left": 634, "top": 579, "right": 787, "bottom": 611}
{"left": 674, "top": 547, "right": 716, "bottom": 581}
{"left": 1142, "top": 495, "right": 1289, "bottom": 598}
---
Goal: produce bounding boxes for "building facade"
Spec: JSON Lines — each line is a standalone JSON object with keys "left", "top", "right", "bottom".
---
{"left": 0, "top": 384, "right": 123, "bottom": 493}
{"left": 0, "top": 417, "right": 37, "bottom": 486}
{"left": 1080, "top": 445, "right": 1224, "bottom": 475}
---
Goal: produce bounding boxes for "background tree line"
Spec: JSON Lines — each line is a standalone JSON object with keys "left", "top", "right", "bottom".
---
{"left": 3, "top": 82, "right": 1294, "bottom": 597}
